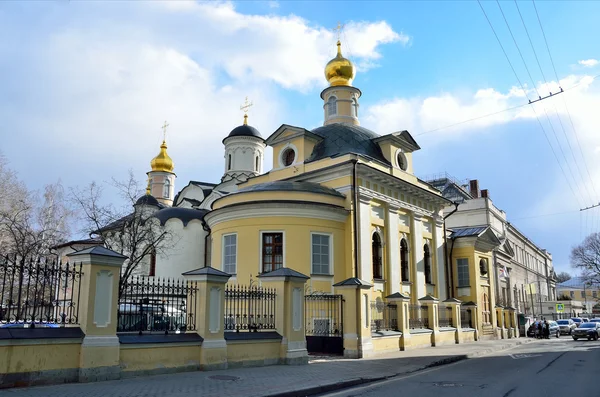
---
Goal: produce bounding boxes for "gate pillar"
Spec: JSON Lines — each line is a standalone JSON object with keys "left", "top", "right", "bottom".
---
{"left": 386, "top": 292, "right": 411, "bottom": 350}
{"left": 334, "top": 278, "right": 373, "bottom": 359}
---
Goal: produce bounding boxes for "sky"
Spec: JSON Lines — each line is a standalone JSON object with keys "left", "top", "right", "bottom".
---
{"left": 1, "top": 0, "right": 599, "bottom": 274}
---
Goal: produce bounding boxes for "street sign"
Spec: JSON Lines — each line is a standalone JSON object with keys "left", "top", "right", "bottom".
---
{"left": 556, "top": 303, "right": 565, "bottom": 313}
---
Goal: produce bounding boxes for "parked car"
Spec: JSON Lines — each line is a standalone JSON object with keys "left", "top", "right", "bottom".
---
{"left": 571, "top": 318, "right": 583, "bottom": 327}
{"left": 557, "top": 319, "right": 577, "bottom": 335}
{"left": 588, "top": 318, "right": 600, "bottom": 324}
{"left": 582, "top": 318, "right": 590, "bottom": 323}
{"left": 548, "top": 321, "right": 561, "bottom": 338}
{"left": 572, "top": 322, "right": 600, "bottom": 341}
{"left": 0, "top": 322, "right": 60, "bottom": 328}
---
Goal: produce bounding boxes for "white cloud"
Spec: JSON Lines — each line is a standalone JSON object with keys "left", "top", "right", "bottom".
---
{"left": 578, "top": 59, "right": 599, "bottom": 67}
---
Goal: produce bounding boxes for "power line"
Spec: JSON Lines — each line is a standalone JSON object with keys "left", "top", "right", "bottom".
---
{"left": 477, "top": 0, "right": 582, "bottom": 208}
{"left": 532, "top": 0, "right": 560, "bottom": 83}
{"left": 510, "top": 209, "right": 580, "bottom": 221}
{"left": 514, "top": 0, "right": 548, "bottom": 91}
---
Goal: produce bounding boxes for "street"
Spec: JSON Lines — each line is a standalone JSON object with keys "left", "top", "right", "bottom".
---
{"left": 321, "top": 338, "right": 599, "bottom": 397}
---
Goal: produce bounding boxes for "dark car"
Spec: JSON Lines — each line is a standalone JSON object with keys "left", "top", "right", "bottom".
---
{"left": 572, "top": 322, "right": 600, "bottom": 341}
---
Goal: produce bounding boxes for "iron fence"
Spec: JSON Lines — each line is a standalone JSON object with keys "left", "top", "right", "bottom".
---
{"left": 1, "top": 256, "right": 82, "bottom": 327}
{"left": 408, "top": 304, "right": 429, "bottom": 329}
{"left": 117, "top": 276, "right": 197, "bottom": 334}
{"left": 370, "top": 301, "right": 399, "bottom": 332}
{"left": 460, "top": 307, "right": 473, "bottom": 329}
{"left": 438, "top": 306, "right": 453, "bottom": 328}
{"left": 224, "top": 284, "right": 276, "bottom": 332}
{"left": 305, "top": 293, "right": 343, "bottom": 337}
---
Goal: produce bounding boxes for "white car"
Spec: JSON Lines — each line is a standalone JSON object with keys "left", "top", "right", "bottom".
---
{"left": 556, "top": 319, "right": 577, "bottom": 335}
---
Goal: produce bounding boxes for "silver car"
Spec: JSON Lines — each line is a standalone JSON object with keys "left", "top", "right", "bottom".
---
{"left": 572, "top": 322, "right": 600, "bottom": 341}
{"left": 556, "top": 319, "right": 576, "bottom": 335}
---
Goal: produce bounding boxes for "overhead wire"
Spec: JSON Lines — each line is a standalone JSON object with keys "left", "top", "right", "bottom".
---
{"left": 477, "top": 0, "right": 582, "bottom": 208}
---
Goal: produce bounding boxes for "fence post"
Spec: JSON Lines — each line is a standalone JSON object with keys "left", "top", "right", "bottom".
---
{"left": 386, "top": 292, "right": 411, "bottom": 350}
{"left": 334, "top": 278, "right": 373, "bottom": 358}
{"left": 419, "top": 295, "right": 439, "bottom": 346}
{"left": 462, "top": 301, "right": 479, "bottom": 341}
{"left": 258, "top": 268, "right": 309, "bottom": 365}
{"left": 443, "top": 298, "right": 461, "bottom": 344}
{"left": 495, "top": 305, "right": 506, "bottom": 339}
{"left": 67, "top": 247, "right": 126, "bottom": 383}
{"left": 182, "top": 267, "right": 231, "bottom": 370}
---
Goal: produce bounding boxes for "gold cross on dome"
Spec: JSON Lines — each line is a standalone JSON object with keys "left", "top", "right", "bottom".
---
{"left": 333, "top": 21, "right": 345, "bottom": 41}
{"left": 161, "top": 121, "right": 170, "bottom": 141}
{"left": 240, "top": 97, "right": 253, "bottom": 125}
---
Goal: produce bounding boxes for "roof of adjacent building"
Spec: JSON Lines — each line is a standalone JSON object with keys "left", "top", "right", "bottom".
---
{"left": 51, "top": 238, "right": 103, "bottom": 250}
{"left": 224, "top": 124, "right": 263, "bottom": 142}
{"left": 236, "top": 181, "right": 345, "bottom": 198}
{"left": 307, "top": 123, "right": 390, "bottom": 165}
{"left": 558, "top": 277, "right": 599, "bottom": 289}
{"left": 449, "top": 226, "right": 489, "bottom": 238}
{"left": 153, "top": 207, "right": 208, "bottom": 226}
{"left": 135, "top": 194, "right": 161, "bottom": 207}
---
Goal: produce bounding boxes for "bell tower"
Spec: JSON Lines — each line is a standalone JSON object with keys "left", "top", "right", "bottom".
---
{"left": 147, "top": 121, "right": 176, "bottom": 206}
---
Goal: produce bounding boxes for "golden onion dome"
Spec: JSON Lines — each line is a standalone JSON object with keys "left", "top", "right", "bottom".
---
{"left": 150, "top": 140, "right": 174, "bottom": 173}
{"left": 324, "top": 40, "right": 355, "bottom": 87}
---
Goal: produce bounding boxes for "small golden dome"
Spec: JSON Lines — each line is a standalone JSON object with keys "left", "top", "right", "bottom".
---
{"left": 324, "top": 40, "right": 355, "bottom": 87}
{"left": 150, "top": 141, "right": 174, "bottom": 173}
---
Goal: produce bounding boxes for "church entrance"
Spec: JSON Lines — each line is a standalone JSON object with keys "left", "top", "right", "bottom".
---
{"left": 305, "top": 293, "right": 344, "bottom": 355}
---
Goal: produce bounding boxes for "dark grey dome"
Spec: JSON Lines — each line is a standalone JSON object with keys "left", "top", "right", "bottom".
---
{"left": 307, "top": 123, "right": 389, "bottom": 165}
{"left": 236, "top": 181, "right": 345, "bottom": 198}
{"left": 153, "top": 207, "right": 208, "bottom": 226}
{"left": 223, "top": 124, "right": 263, "bottom": 143}
{"left": 135, "top": 194, "right": 160, "bottom": 207}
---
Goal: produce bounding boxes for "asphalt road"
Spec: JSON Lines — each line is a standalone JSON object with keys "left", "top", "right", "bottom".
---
{"left": 321, "top": 337, "right": 600, "bottom": 397}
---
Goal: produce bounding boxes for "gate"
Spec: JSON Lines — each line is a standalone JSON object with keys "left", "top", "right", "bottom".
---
{"left": 304, "top": 293, "right": 344, "bottom": 355}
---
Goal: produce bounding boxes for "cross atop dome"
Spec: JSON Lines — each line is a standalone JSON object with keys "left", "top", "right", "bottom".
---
{"left": 240, "top": 97, "right": 253, "bottom": 125}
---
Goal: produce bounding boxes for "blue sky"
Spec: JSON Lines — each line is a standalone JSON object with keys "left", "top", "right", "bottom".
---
{"left": 1, "top": 1, "right": 599, "bottom": 273}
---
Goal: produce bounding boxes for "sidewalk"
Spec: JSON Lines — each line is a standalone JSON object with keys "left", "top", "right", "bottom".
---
{"left": 0, "top": 338, "right": 534, "bottom": 397}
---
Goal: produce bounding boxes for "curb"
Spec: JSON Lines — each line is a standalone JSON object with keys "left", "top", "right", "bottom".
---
{"left": 264, "top": 339, "right": 534, "bottom": 397}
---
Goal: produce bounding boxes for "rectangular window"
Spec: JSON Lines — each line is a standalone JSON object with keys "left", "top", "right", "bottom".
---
{"left": 593, "top": 291, "right": 597, "bottom": 298}
{"left": 311, "top": 234, "right": 331, "bottom": 275}
{"left": 581, "top": 290, "right": 586, "bottom": 299}
{"left": 570, "top": 291, "right": 574, "bottom": 298}
{"left": 262, "top": 233, "right": 283, "bottom": 273}
{"left": 223, "top": 234, "right": 237, "bottom": 274}
{"left": 457, "top": 258, "right": 470, "bottom": 287}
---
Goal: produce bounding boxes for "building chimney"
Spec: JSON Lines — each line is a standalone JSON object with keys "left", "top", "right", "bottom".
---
{"left": 469, "top": 179, "right": 480, "bottom": 198}
{"left": 481, "top": 189, "right": 488, "bottom": 198}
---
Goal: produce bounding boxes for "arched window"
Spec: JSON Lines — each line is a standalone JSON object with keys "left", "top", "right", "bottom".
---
{"left": 372, "top": 232, "right": 383, "bottom": 280}
{"left": 282, "top": 148, "right": 295, "bottom": 167}
{"left": 400, "top": 238, "right": 409, "bottom": 282}
{"left": 228, "top": 154, "right": 232, "bottom": 171}
{"left": 163, "top": 178, "right": 171, "bottom": 199}
{"left": 424, "top": 243, "right": 432, "bottom": 284}
{"left": 255, "top": 155, "right": 259, "bottom": 172}
{"left": 149, "top": 247, "right": 156, "bottom": 277}
{"left": 479, "top": 259, "right": 488, "bottom": 276}
{"left": 327, "top": 96, "right": 337, "bottom": 116}
{"left": 352, "top": 98, "right": 358, "bottom": 117}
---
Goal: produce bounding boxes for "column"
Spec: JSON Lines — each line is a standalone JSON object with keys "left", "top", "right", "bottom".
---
{"left": 419, "top": 295, "right": 438, "bottom": 346}
{"left": 411, "top": 213, "right": 425, "bottom": 299}
{"left": 387, "top": 205, "right": 400, "bottom": 294}
{"left": 67, "top": 247, "right": 126, "bottom": 383}
{"left": 496, "top": 305, "right": 506, "bottom": 339}
{"left": 433, "top": 216, "right": 447, "bottom": 301}
{"left": 335, "top": 278, "right": 373, "bottom": 358}
{"left": 443, "top": 298, "right": 462, "bottom": 344}
{"left": 259, "top": 268, "right": 310, "bottom": 364}
{"left": 463, "top": 302, "right": 479, "bottom": 341}
{"left": 183, "top": 266, "right": 231, "bottom": 370}
{"left": 359, "top": 197, "right": 373, "bottom": 282}
{"left": 387, "top": 292, "right": 411, "bottom": 350}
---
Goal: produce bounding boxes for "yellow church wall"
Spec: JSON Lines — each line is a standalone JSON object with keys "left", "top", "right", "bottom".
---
{"left": 406, "top": 331, "right": 433, "bottom": 349}
{"left": 226, "top": 340, "right": 281, "bottom": 367}
{"left": 0, "top": 341, "right": 81, "bottom": 375}
{"left": 372, "top": 335, "right": 401, "bottom": 353}
{"left": 119, "top": 344, "right": 201, "bottom": 376}
{"left": 435, "top": 330, "right": 457, "bottom": 346}
{"left": 213, "top": 191, "right": 345, "bottom": 210}
{"left": 210, "top": 217, "right": 346, "bottom": 285}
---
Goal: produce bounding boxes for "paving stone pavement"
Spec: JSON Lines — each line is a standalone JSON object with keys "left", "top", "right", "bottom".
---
{"left": 0, "top": 338, "right": 534, "bottom": 397}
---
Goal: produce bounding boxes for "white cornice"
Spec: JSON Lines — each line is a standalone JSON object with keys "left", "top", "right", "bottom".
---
{"left": 359, "top": 187, "right": 432, "bottom": 218}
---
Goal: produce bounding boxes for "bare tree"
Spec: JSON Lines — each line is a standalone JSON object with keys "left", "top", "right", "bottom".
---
{"left": 70, "top": 170, "right": 176, "bottom": 297}
{"left": 555, "top": 272, "right": 572, "bottom": 284}
{"left": 571, "top": 232, "right": 600, "bottom": 287}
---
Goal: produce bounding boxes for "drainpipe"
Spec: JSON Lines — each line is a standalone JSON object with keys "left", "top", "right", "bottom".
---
{"left": 352, "top": 159, "right": 359, "bottom": 279}
{"left": 201, "top": 218, "right": 212, "bottom": 267}
{"left": 443, "top": 202, "right": 460, "bottom": 298}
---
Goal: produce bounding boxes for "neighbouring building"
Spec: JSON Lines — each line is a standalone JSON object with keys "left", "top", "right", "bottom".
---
{"left": 557, "top": 277, "right": 600, "bottom": 315}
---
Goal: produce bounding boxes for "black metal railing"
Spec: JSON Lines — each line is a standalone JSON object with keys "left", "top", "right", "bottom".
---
{"left": 438, "top": 306, "right": 453, "bottom": 328}
{"left": 117, "top": 276, "right": 197, "bottom": 334}
{"left": 1, "top": 256, "right": 83, "bottom": 327}
{"left": 224, "top": 284, "right": 276, "bottom": 332}
{"left": 305, "top": 293, "right": 343, "bottom": 337}
{"left": 408, "top": 304, "right": 429, "bottom": 329}
{"left": 370, "top": 301, "right": 399, "bottom": 332}
{"left": 460, "top": 307, "right": 473, "bottom": 329}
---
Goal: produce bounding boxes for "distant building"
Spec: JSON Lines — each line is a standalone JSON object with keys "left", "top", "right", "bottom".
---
{"left": 557, "top": 277, "right": 600, "bottom": 314}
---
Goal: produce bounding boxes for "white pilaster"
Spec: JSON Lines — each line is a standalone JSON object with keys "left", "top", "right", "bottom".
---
{"left": 387, "top": 205, "right": 400, "bottom": 294}
{"left": 411, "top": 213, "right": 425, "bottom": 299}
{"left": 359, "top": 198, "right": 373, "bottom": 281}
{"left": 434, "top": 217, "right": 447, "bottom": 300}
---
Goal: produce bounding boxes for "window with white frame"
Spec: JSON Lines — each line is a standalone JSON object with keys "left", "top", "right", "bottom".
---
{"left": 311, "top": 234, "right": 331, "bottom": 275}
{"left": 223, "top": 234, "right": 237, "bottom": 274}
{"left": 163, "top": 178, "right": 171, "bottom": 198}
{"left": 327, "top": 96, "right": 337, "bottom": 116}
{"left": 457, "top": 258, "right": 470, "bottom": 287}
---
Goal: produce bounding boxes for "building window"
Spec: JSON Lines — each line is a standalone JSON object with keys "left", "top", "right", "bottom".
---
{"left": 255, "top": 155, "right": 259, "bottom": 172}
{"left": 593, "top": 291, "right": 597, "bottom": 298}
{"left": 570, "top": 291, "right": 574, "bottom": 298}
{"left": 149, "top": 248, "right": 156, "bottom": 277}
{"left": 228, "top": 154, "right": 232, "bottom": 171}
{"left": 262, "top": 233, "right": 283, "bottom": 273}
{"left": 372, "top": 232, "right": 383, "bottom": 280}
{"left": 581, "top": 290, "right": 586, "bottom": 299}
{"left": 281, "top": 148, "right": 295, "bottom": 167}
{"left": 397, "top": 152, "right": 407, "bottom": 171}
{"left": 457, "top": 258, "right": 469, "bottom": 287}
{"left": 352, "top": 98, "right": 358, "bottom": 117}
{"left": 223, "top": 234, "right": 237, "bottom": 274}
{"left": 311, "top": 234, "right": 331, "bottom": 275}
{"left": 327, "top": 96, "right": 337, "bottom": 116}
{"left": 424, "top": 243, "right": 432, "bottom": 284}
{"left": 479, "top": 258, "right": 488, "bottom": 276}
{"left": 163, "top": 178, "right": 171, "bottom": 199}
{"left": 400, "top": 238, "right": 409, "bottom": 282}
